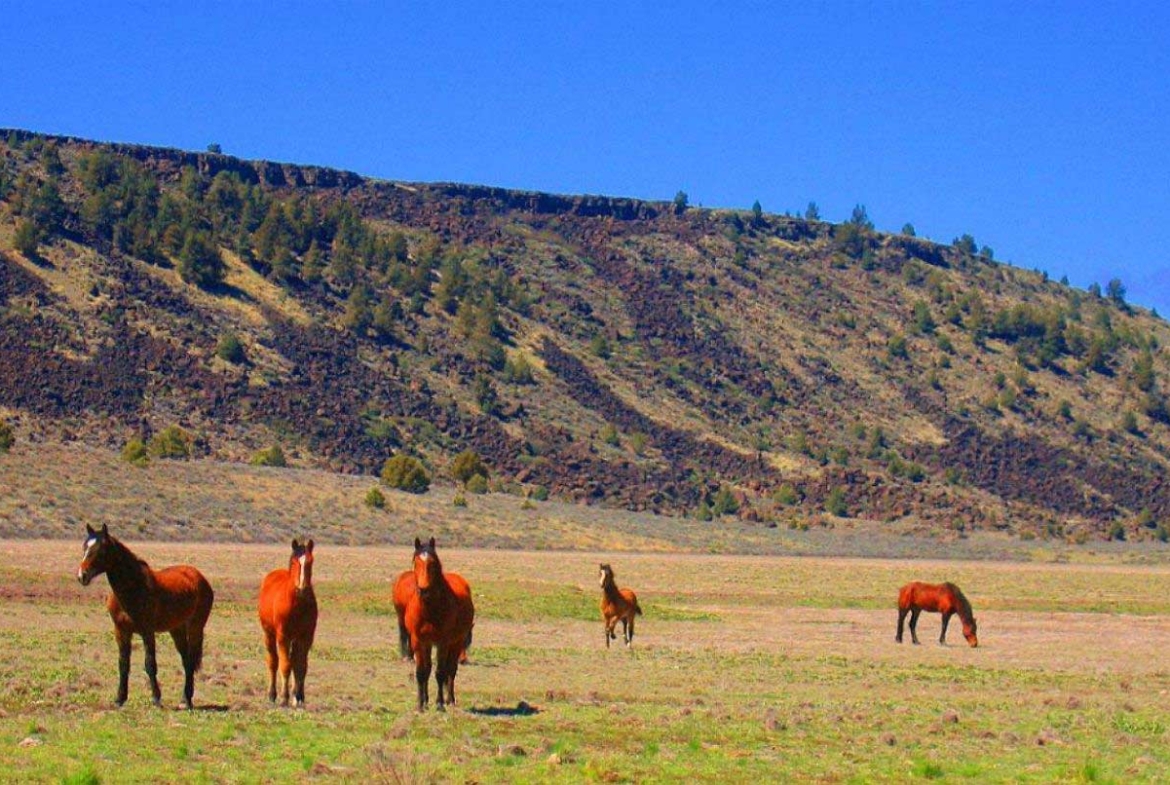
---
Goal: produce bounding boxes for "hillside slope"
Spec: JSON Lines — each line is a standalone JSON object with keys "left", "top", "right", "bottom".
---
{"left": 1, "top": 129, "right": 1168, "bottom": 541}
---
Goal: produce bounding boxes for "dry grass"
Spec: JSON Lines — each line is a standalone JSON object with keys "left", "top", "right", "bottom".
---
{"left": 0, "top": 541, "right": 1168, "bottom": 782}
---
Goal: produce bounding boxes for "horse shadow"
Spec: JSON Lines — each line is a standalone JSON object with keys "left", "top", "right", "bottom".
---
{"left": 467, "top": 701, "right": 539, "bottom": 717}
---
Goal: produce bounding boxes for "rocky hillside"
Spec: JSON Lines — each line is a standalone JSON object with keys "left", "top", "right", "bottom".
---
{"left": 2, "top": 129, "right": 1168, "bottom": 542}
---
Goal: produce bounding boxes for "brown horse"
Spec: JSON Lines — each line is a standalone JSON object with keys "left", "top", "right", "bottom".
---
{"left": 259, "top": 539, "right": 318, "bottom": 706}
{"left": 401, "top": 537, "right": 475, "bottom": 711}
{"left": 897, "top": 581, "right": 978, "bottom": 647}
{"left": 394, "top": 568, "right": 472, "bottom": 664}
{"left": 599, "top": 563, "right": 642, "bottom": 648}
{"left": 76, "top": 524, "right": 215, "bottom": 708}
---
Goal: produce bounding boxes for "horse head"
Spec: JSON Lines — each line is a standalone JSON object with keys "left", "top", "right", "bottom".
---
{"left": 598, "top": 563, "right": 614, "bottom": 588}
{"left": 290, "top": 538, "right": 315, "bottom": 592}
{"left": 77, "top": 523, "right": 112, "bottom": 586}
{"left": 962, "top": 617, "right": 978, "bottom": 648}
{"left": 413, "top": 537, "right": 442, "bottom": 591}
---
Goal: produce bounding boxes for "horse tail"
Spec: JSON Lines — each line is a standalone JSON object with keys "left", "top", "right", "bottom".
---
{"left": 635, "top": 600, "right": 643, "bottom": 616}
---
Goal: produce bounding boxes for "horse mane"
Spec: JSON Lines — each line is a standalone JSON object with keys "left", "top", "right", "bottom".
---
{"left": 106, "top": 534, "right": 149, "bottom": 570}
{"left": 944, "top": 582, "right": 974, "bottom": 622}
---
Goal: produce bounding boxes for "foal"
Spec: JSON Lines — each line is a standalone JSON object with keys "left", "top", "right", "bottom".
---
{"left": 599, "top": 563, "right": 642, "bottom": 648}
{"left": 77, "top": 524, "right": 214, "bottom": 708}
{"left": 259, "top": 539, "right": 318, "bottom": 706}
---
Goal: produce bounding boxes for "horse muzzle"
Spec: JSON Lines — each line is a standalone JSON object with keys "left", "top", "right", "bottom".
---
{"left": 77, "top": 568, "right": 92, "bottom": 586}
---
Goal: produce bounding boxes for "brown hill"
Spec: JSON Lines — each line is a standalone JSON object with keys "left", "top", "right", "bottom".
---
{"left": 1, "top": 129, "right": 1168, "bottom": 542}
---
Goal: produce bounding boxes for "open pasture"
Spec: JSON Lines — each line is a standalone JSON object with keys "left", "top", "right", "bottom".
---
{"left": 1, "top": 541, "right": 1168, "bottom": 782}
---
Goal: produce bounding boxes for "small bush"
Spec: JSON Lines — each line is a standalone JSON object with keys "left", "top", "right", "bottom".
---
{"left": 13, "top": 219, "right": 39, "bottom": 257}
{"left": 121, "top": 437, "right": 148, "bottom": 466}
{"left": 825, "top": 487, "right": 848, "bottom": 517}
{"left": 774, "top": 483, "right": 799, "bottom": 506}
{"left": 694, "top": 501, "right": 714, "bottom": 522}
{"left": 216, "top": 332, "right": 246, "bottom": 364}
{"left": 452, "top": 491, "right": 468, "bottom": 507}
{"left": 250, "top": 445, "right": 287, "bottom": 468}
{"left": 711, "top": 485, "right": 740, "bottom": 517}
{"left": 451, "top": 450, "right": 488, "bottom": 485}
{"left": 148, "top": 426, "right": 192, "bottom": 460}
{"left": 381, "top": 455, "right": 430, "bottom": 494}
{"left": 365, "top": 486, "right": 386, "bottom": 509}
{"left": 601, "top": 424, "right": 620, "bottom": 447}
{"left": 0, "top": 420, "right": 13, "bottom": 453}
{"left": 465, "top": 474, "right": 489, "bottom": 494}
{"left": 530, "top": 485, "right": 550, "bottom": 502}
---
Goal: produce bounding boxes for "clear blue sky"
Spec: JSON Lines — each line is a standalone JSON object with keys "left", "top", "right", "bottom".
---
{"left": 5, "top": 3, "right": 1169, "bottom": 315}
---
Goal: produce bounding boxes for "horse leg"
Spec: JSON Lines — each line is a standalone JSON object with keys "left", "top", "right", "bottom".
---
{"left": 627, "top": 613, "right": 636, "bottom": 646}
{"left": 605, "top": 616, "right": 616, "bottom": 649}
{"left": 142, "top": 632, "right": 162, "bottom": 707}
{"left": 909, "top": 609, "right": 922, "bottom": 645}
{"left": 169, "top": 628, "right": 195, "bottom": 710}
{"left": 896, "top": 608, "right": 908, "bottom": 643}
{"left": 397, "top": 619, "right": 413, "bottom": 661}
{"left": 621, "top": 617, "right": 630, "bottom": 647}
{"left": 115, "top": 625, "right": 132, "bottom": 706}
{"left": 263, "top": 629, "right": 278, "bottom": 703}
{"left": 414, "top": 644, "right": 432, "bottom": 712}
{"left": 443, "top": 647, "right": 460, "bottom": 707}
{"left": 939, "top": 612, "right": 951, "bottom": 645}
{"left": 277, "top": 631, "right": 292, "bottom": 707}
{"left": 435, "top": 649, "right": 451, "bottom": 712}
{"left": 292, "top": 640, "right": 309, "bottom": 707}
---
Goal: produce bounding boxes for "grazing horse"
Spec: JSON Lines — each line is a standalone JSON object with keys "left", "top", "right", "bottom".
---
{"left": 897, "top": 581, "right": 979, "bottom": 647}
{"left": 258, "top": 539, "right": 318, "bottom": 706}
{"left": 599, "top": 563, "right": 642, "bottom": 648}
{"left": 401, "top": 537, "right": 475, "bottom": 711}
{"left": 76, "top": 524, "right": 215, "bottom": 708}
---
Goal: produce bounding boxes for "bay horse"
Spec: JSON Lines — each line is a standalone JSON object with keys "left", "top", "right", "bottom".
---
{"left": 258, "top": 538, "right": 318, "bottom": 706}
{"left": 896, "top": 581, "right": 978, "bottom": 647}
{"left": 599, "top": 563, "right": 642, "bottom": 648}
{"left": 401, "top": 537, "right": 475, "bottom": 711}
{"left": 393, "top": 568, "right": 472, "bottom": 664}
{"left": 76, "top": 524, "right": 215, "bottom": 708}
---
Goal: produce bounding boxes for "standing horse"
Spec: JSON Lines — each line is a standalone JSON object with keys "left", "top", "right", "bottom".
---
{"left": 896, "top": 581, "right": 979, "bottom": 647}
{"left": 76, "top": 524, "right": 215, "bottom": 708}
{"left": 401, "top": 537, "right": 475, "bottom": 711}
{"left": 599, "top": 563, "right": 642, "bottom": 648}
{"left": 258, "top": 539, "right": 318, "bottom": 706}
{"left": 394, "top": 568, "right": 473, "bottom": 664}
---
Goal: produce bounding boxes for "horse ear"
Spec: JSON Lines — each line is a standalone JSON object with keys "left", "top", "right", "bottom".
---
{"left": 414, "top": 537, "right": 422, "bottom": 550}
{"left": 86, "top": 523, "right": 95, "bottom": 535}
{"left": 306, "top": 539, "right": 314, "bottom": 553}
{"left": 428, "top": 536, "right": 436, "bottom": 550}
{"left": 100, "top": 523, "right": 109, "bottom": 537}
{"left": 291, "top": 538, "right": 299, "bottom": 551}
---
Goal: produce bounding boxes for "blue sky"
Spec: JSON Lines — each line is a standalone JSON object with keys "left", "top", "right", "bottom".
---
{"left": 5, "top": 3, "right": 1169, "bottom": 315}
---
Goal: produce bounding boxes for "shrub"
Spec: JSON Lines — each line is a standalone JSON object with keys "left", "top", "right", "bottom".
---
{"left": 530, "top": 485, "right": 550, "bottom": 502}
{"left": 711, "top": 485, "right": 740, "bottom": 517}
{"left": 13, "top": 219, "right": 39, "bottom": 257}
{"left": 451, "top": 450, "right": 488, "bottom": 485}
{"left": 0, "top": 420, "right": 14, "bottom": 453}
{"left": 465, "top": 474, "right": 489, "bottom": 495}
{"left": 673, "top": 190, "right": 689, "bottom": 214}
{"left": 887, "top": 333, "right": 909, "bottom": 360}
{"left": 774, "top": 483, "right": 799, "bottom": 506}
{"left": 381, "top": 454, "right": 430, "bottom": 494}
{"left": 121, "top": 437, "right": 148, "bottom": 466}
{"left": 825, "top": 487, "right": 847, "bottom": 517}
{"left": 452, "top": 491, "right": 468, "bottom": 507}
{"left": 1108, "top": 520, "right": 1126, "bottom": 541}
{"left": 148, "top": 426, "right": 192, "bottom": 460}
{"left": 503, "top": 353, "right": 535, "bottom": 384}
{"left": 1120, "top": 410, "right": 1140, "bottom": 435}
{"left": 250, "top": 445, "right": 287, "bottom": 467}
{"left": 365, "top": 486, "right": 386, "bottom": 509}
{"left": 601, "top": 424, "right": 620, "bottom": 447}
{"left": 629, "top": 432, "right": 648, "bottom": 456}
{"left": 694, "top": 501, "right": 714, "bottom": 522}
{"left": 216, "top": 332, "right": 246, "bottom": 364}
{"left": 590, "top": 334, "right": 612, "bottom": 359}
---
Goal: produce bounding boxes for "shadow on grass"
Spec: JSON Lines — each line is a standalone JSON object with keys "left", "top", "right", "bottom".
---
{"left": 467, "top": 700, "right": 539, "bottom": 717}
{"left": 194, "top": 704, "right": 231, "bottom": 712}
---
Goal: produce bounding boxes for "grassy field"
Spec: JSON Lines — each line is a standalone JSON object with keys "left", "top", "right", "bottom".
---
{"left": 1, "top": 541, "right": 1168, "bottom": 783}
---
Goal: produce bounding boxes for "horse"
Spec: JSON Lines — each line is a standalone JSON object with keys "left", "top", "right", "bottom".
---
{"left": 896, "top": 581, "right": 978, "bottom": 647}
{"left": 393, "top": 569, "right": 472, "bottom": 664}
{"left": 599, "top": 563, "right": 642, "bottom": 648}
{"left": 76, "top": 523, "right": 215, "bottom": 708}
{"left": 258, "top": 538, "right": 318, "bottom": 707}
{"left": 401, "top": 537, "right": 475, "bottom": 711}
